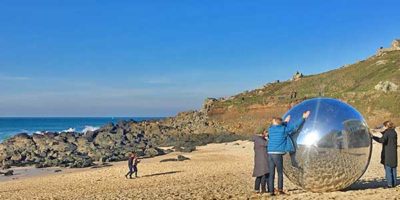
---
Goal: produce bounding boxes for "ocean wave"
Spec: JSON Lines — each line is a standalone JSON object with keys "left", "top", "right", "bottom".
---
{"left": 82, "top": 126, "right": 99, "bottom": 133}
{"left": 62, "top": 128, "right": 76, "bottom": 133}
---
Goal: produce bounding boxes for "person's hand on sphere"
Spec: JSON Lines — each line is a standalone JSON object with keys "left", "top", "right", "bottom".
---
{"left": 303, "top": 111, "right": 310, "bottom": 119}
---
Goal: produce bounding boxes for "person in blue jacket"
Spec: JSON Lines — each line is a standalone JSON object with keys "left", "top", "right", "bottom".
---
{"left": 267, "top": 111, "right": 310, "bottom": 195}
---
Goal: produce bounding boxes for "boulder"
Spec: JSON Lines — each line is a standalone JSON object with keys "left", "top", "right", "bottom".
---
{"left": 160, "top": 158, "right": 178, "bottom": 162}
{"left": 144, "top": 148, "right": 159, "bottom": 158}
{"left": 10, "top": 153, "right": 22, "bottom": 162}
{"left": 177, "top": 155, "right": 190, "bottom": 161}
{"left": 174, "top": 145, "right": 196, "bottom": 153}
{"left": 0, "top": 170, "right": 14, "bottom": 176}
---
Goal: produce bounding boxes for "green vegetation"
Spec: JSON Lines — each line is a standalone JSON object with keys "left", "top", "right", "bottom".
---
{"left": 212, "top": 50, "right": 400, "bottom": 123}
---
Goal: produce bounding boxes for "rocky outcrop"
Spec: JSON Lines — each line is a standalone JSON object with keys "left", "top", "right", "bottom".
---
{"left": 202, "top": 98, "right": 218, "bottom": 113}
{"left": 377, "top": 39, "right": 400, "bottom": 56}
{"left": 0, "top": 111, "right": 243, "bottom": 169}
{"left": 374, "top": 81, "right": 398, "bottom": 93}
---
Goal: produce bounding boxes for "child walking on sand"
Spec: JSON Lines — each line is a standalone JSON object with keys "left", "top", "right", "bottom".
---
{"left": 125, "top": 152, "right": 140, "bottom": 179}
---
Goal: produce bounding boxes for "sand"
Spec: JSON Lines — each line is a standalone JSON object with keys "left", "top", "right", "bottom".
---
{"left": 0, "top": 141, "right": 399, "bottom": 200}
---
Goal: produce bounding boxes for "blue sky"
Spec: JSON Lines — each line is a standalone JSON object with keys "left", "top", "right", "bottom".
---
{"left": 0, "top": 0, "right": 399, "bottom": 117}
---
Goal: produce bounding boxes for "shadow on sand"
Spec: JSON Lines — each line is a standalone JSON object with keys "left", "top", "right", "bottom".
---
{"left": 345, "top": 177, "right": 400, "bottom": 191}
{"left": 141, "top": 171, "right": 183, "bottom": 178}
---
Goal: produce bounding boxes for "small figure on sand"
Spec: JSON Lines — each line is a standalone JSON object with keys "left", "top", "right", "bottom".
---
{"left": 252, "top": 130, "right": 270, "bottom": 194}
{"left": 372, "top": 120, "right": 398, "bottom": 188}
{"left": 267, "top": 111, "right": 310, "bottom": 195}
{"left": 125, "top": 152, "right": 140, "bottom": 179}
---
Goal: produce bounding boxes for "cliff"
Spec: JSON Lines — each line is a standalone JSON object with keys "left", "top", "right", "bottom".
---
{"left": 205, "top": 40, "right": 400, "bottom": 134}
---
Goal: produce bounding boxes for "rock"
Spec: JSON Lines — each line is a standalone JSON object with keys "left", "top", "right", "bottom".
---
{"left": 160, "top": 158, "right": 178, "bottom": 162}
{"left": 179, "top": 145, "right": 196, "bottom": 153}
{"left": 374, "top": 81, "right": 398, "bottom": 92}
{"left": 69, "top": 156, "right": 93, "bottom": 168}
{"left": 35, "top": 163, "right": 48, "bottom": 168}
{"left": 1, "top": 160, "right": 12, "bottom": 169}
{"left": 84, "top": 131, "right": 98, "bottom": 142}
{"left": 375, "top": 60, "right": 388, "bottom": 65}
{"left": 11, "top": 153, "right": 22, "bottom": 162}
{"left": 144, "top": 148, "right": 159, "bottom": 158}
{"left": 98, "top": 123, "right": 116, "bottom": 133}
{"left": 202, "top": 98, "right": 218, "bottom": 113}
{"left": 0, "top": 170, "right": 14, "bottom": 176}
{"left": 53, "top": 143, "right": 77, "bottom": 152}
{"left": 177, "top": 155, "right": 190, "bottom": 161}
{"left": 392, "top": 39, "right": 400, "bottom": 48}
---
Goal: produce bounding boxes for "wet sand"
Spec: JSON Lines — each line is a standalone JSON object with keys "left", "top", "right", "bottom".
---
{"left": 0, "top": 140, "right": 399, "bottom": 200}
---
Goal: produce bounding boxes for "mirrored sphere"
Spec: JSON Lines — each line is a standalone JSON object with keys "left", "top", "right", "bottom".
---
{"left": 282, "top": 98, "right": 372, "bottom": 192}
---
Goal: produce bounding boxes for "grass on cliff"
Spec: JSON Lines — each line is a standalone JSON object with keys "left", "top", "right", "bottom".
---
{"left": 212, "top": 50, "right": 400, "bottom": 118}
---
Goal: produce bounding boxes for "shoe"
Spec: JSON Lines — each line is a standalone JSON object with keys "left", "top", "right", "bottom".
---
{"left": 125, "top": 174, "right": 128, "bottom": 179}
{"left": 276, "top": 190, "right": 287, "bottom": 195}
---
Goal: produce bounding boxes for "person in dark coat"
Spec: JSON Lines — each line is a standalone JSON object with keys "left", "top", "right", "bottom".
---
{"left": 372, "top": 120, "right": 398, "bottom": 188}
{"left": 252, "top": 130, "right": 270, "bottom": 193}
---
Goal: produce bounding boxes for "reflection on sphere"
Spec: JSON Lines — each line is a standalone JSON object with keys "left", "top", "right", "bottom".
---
{"left": 282, "top": 98, "right": 372, "bottom": 192}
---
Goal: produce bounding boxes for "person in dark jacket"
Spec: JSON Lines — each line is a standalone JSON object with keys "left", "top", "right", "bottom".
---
{"left": 252, "top": 130, "right": 270, "bottom": 193}
{"left": 267, "top": 111, "right": 310, "bottom": 195}
{"left": 125, "top": 152, "right": 140, "bottom": 179}
{"left": 372, "top": 120, "right": 398, "bottom": 188}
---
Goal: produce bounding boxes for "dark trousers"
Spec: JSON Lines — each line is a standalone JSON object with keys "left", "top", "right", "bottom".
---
{"left": 384, "top": 165, "right": 397, "bottom": 187}
{"left": 255, "top": 173, "right": 270, "bottom": 192}
{"left": 126, "top": 165, "right": 138, "bottom": 178}
{"left": 268, "top": 154, "right": 284, "bottom": 193}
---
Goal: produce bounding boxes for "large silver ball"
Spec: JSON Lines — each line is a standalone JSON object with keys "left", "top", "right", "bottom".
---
{"left": 282, "top": 98, "right": 372, "bottom": 192}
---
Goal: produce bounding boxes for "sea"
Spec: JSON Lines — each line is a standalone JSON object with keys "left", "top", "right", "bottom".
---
{"left": 0, "top": 117, "right": 163, "bottom": 141}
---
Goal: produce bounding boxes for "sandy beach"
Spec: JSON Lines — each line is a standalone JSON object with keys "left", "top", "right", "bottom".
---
{"left": 0, "top": 140, "right": 399, "bottom": 200}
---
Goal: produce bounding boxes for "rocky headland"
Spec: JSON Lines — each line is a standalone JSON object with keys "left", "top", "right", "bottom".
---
{"left": 0, "top": 110, "right": 245, "bottom": 169}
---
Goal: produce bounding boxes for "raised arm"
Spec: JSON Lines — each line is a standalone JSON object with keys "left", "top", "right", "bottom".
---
{"left": 286, "top": 111, "right": 310, "bottom": 135}
{"left": 286, "top": 118, "right": 305, "bottom": 135}
{"left": 372, "top": 133, "right": 388, "bottom": 144}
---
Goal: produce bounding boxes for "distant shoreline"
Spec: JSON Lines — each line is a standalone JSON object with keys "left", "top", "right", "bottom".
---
{"left": 0, "top": 117, "right": 165, "bottom": 141}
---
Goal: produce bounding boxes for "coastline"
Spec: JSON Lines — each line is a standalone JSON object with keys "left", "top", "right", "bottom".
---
{"left": 0, "top": 111, "right": 244, "bottom": 169}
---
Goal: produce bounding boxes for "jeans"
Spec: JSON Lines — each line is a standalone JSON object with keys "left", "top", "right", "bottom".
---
{"left": 268, "top": 154, "right": 284, "bottom": 193}
{"left": 255, "top": 173, "right": 270, "bottom": 192}
{"left": 125, "top": 165, "right": 138, "bottom": 178}
{"left": 384, "top": 165, "right": 397, "bottom": 187}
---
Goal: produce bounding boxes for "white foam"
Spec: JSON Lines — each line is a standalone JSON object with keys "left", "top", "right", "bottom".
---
{"left": 62, "top": 128, "right": 76, "bottom": 133}
{"left": 82, "top": 126, "right": 99, "bottom": 133}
